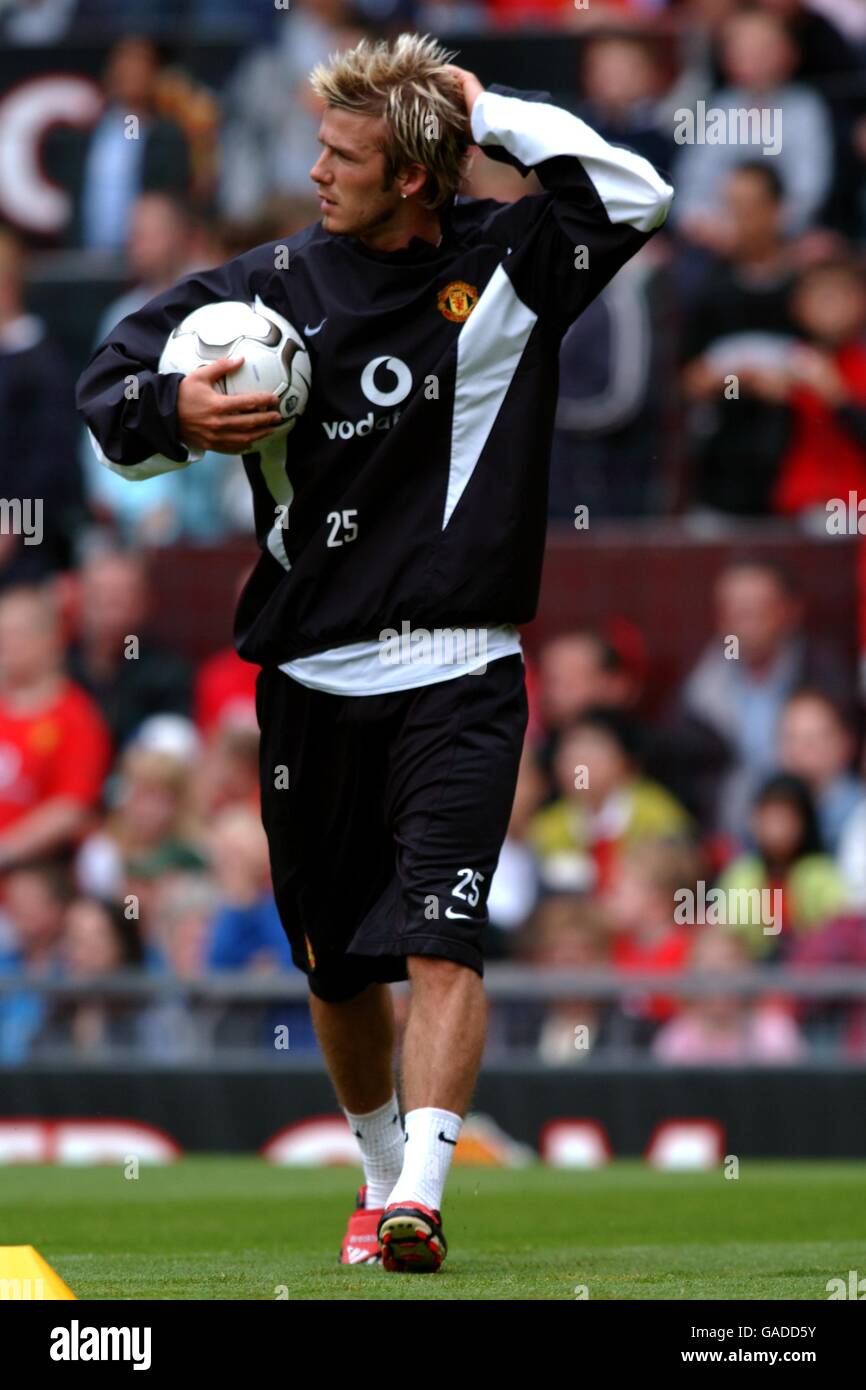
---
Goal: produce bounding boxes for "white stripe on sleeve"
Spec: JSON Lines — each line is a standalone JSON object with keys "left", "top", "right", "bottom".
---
{"left": 470, "top": 90, "right": 674, "bottom": 234}
{"left": 87, "top": 427, "right": 201, "bottom": 481}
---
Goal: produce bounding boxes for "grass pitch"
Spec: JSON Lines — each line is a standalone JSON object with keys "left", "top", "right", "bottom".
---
{"left": 2, "top": 1159, "right": 864, "bottom": 1300}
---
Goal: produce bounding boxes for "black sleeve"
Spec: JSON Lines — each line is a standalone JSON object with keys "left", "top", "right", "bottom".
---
{"left": 75, "top": 253, "right": 261, "bottom": 469}
{"left": 467, "top": 86, "right": 675, "bottom": 334}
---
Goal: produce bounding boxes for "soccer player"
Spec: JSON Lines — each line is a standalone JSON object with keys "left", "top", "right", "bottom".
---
{"left": 77, "top": 34, "right": 673, "bottom": 1273}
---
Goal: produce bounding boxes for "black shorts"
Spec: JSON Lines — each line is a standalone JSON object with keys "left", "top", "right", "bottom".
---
{"left": 256, "top": 654, "right": 528, "bottom": 1001}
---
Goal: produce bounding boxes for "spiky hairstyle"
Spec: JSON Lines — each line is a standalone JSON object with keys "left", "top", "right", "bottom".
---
{"left": 309, "top": 33, "right": 472, "bottom": 210}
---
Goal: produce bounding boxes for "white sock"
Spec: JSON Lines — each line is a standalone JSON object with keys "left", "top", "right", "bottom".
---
{"left": 343, "top": 1094, "right": 404, "bottom": 1209}
{"left": 386, "top": 1107, "right": 462, "bottom": 1213}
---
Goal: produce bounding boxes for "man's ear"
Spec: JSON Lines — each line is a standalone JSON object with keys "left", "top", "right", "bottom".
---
{"left": 396, "top": 163, "right": 429, "bottom": 200}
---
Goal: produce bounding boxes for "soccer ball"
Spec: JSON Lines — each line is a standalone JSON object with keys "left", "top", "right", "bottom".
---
{"left": 159, "top": 296, "right": 312, "bottom": 439}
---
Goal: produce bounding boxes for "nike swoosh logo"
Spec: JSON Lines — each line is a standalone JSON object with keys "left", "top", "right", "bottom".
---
{"left": 304, "top": 318, "right": 326, "bottom": 336}
{"left": 438, "top": 1132, "right": 457, "bottom": 1145}
{"left": 444, "top": 906, "right": 473, "bottom": 920}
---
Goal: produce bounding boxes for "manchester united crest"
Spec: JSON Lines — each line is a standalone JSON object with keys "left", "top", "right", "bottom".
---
{"left": 437, "top": 280, "right": 478, "bottom": 323}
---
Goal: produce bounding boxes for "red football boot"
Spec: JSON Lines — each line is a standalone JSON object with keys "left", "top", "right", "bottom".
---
{"left": 339, "top": 1186, "right": 384, "bottom": 1265}
{"left": 377, "top": 1202, "right": 447, "bottom": 1273}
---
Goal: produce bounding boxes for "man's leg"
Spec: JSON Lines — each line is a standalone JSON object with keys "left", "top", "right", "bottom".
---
{"left": 400, "top": 956, "right": 486, "bottom": 1114}
{"left": 385, "top": 956, "right": 485, "bottom": 1214}
{"left": 308, "top": 981, "right": 395, "bottom": 1114}
{"left": 309, "top": 982, "right": 405, "bottom": 1214}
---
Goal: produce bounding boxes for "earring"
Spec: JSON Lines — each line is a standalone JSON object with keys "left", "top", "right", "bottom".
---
{"left": 401, "top": 192, "right": 407, "bottom": 199}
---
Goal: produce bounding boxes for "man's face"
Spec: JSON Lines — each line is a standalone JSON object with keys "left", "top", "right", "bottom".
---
{"left": 82, "top": 557, "right": 146, "bottom": 641}
{"left": 540, "top": 636, "right": 606, "bottom": 729}
{"left": 725, "top": 171, "right": 780, "bottom": 252}
{"left": 715, "top": 568, "right": 796, "bottom": 666}
{"left": 127, "top": 196, "right": 189, "bottom": 286}
{"left": 0, "top": 596, "right": 59, "bottom": 686}
{"left": 310, "top": 107, "right": 407, "bottom": 239}
{"left": 779, "top": 696, "right": 850, "bottom": 787}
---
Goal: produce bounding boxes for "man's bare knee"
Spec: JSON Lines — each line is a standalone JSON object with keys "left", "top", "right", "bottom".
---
{"left": 406, "top": 955, "right": 480, "bottom": 993}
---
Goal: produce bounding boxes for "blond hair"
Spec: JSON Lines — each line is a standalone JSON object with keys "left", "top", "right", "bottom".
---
{"left": 310, "top": 33, "right": 471, "bottom": 210}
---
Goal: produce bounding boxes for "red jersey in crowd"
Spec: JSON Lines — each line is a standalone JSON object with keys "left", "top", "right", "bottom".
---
{"left": 612, "top": 926, "right": 691, "bottom": 1022}
{"left": 774, "top": 343, "right": 866, "bottom": 514}
{"left": 193, "top": 646, "right": 259, "bottom": 734}
{"left": 0, "top": 680, "right": 111, "bottom": 832}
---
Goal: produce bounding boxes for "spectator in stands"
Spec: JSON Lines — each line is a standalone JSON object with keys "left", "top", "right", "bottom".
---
{"left": 32, "top": 895, "right": 145, "bottom": 1056}
{"left": 838, "top": 798, "right": 866, "bottom": 912}
{"left": 538, "top": 629, "right": 642, "bottom": 748}
{"left": 76, "top": 740, "right": 204, "bottom": 906}
{"left": 652, "top": 926, "right": 805, "bottom": 1063}
{"left": 757, "top": 0, "right": 866, "bottom": 84}
{"left": 0, "top": 866, "right": 69, "bottom": 1062}
{"left": 544, "top": 15, "right": 677, "bottom": 522}
{"left": 529, "top": 707, "right": 691, "bottom": 895}
{"left": 680, "top": 162, "right": 796, "bottom": 517}
{"left": 601, "top": 841, "right": 699, "bottom": 1046}
{"left": 219, "top": 0, "right": 364, "bottom": 220}
{"left": 194, "top": 652, "right": 259, "bottom": 736}
{"left": 716, "top": 772, "right": 848, "bottom": 958}
{"left": 754, "top": 0, "right": 866, "bottom": 237}
{"left": 549, "top": 248, "right": 675, "bottom": 518}
{"left": 486, "top": 0, "right": 591, "bottom": 25}
{"left": 72, "top": 1, "right": 177, "bottom": 41}
{"left": 93, "top": 193, "right": 210, "bottom": 337}
{"left": 81, "top": 195, "right": 251, "bottom": 545}
{"left": 204, "top": 805, "right": 315, "bottom": 1051}
{"left": 487, "top": 743, "right": 547, "bottom": 946}
{"left": 193, "top": 569, "right": 259, "bottom": 737}
{"left": 770, "top": 257, "right": 866, "bottom": 521}
{"left": 520, "top": 896, "right": 615, "bottom": 1064}
{"left": 0, "top": 227, "right": 84, "bottom": 587}
{"left": 417, "top": 0, "right": 489, "bottom": 33}
{"left": 204, "top": 806, "right": 293, "bottom": 972}
{"left": 138, "top": 872, "right": 218, "bottom": 1058}
{"left": 777, "top": 689, "right": 866, "bottom": 853}
{"left": 66, "top": 548, "right": 192, "bottom": 748}
{"left": 674, "top": 8, "right": 835, "bottom": 246}
{"left": 789, "top": 912, "right": 866, "bottom": 1057}
{"left": 48, "top": 36, "right": 191, "bottom": 251}
{"left": 577, "top": 32, "right": 675, "bottom": 180}
{"left": 0, "top": 587, "right": 110, "bottom": 871}
{"left": 34, "top": 895, "right": 144, "bottom": 1055}
{"left": 0, "top": 0, "right": 79, "bottom": 44}
{"left": 149, "top": 872, "right": 218, "bottom": 979}
{"left": 186, "top": 0, "right": 279, "bottom": 41}
{"left": 192, "top": 724, "right": 260, "bottom": 824}
{"left": 677, "top": 559, "right": 854, "bottom": 838}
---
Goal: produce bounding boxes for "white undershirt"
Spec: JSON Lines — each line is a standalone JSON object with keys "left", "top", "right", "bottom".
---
{"left": 280, "top": 624, "right": 523, "bottom": 696}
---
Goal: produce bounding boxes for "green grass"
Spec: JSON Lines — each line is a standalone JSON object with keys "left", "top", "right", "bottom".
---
{"left": 2, "top": 1159, "right": 864, "bottom": 1300}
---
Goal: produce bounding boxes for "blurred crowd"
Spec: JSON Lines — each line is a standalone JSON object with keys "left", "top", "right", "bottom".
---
{"left": 2, "top": 1, "right": 866, "bottom": 539}
{"left": 491, "top": 557, "right": 866, "bottom": 1064}
{"left": 0, "top": 549, "right": 863, "bottom": 1064}
{"left": 0, "top": 0, "right": 865, "bottom": 1064}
